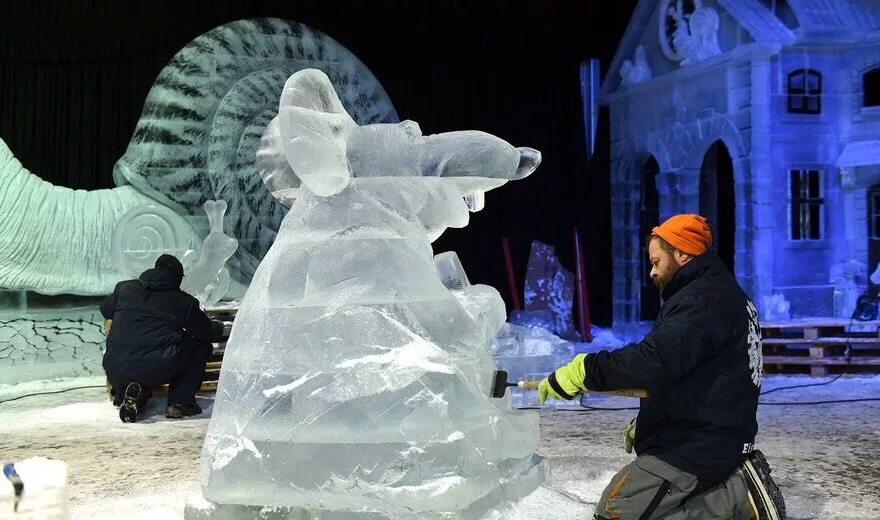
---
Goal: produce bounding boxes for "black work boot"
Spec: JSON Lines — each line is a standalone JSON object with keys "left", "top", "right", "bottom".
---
{"left": 119, "top": 382, "right": 143, "bottom": 423}
{"left": 741, "top": 450, "right": 786, "bottom": 520}
{"left": 165, "top": 402, "right": 202, "bottom": 419}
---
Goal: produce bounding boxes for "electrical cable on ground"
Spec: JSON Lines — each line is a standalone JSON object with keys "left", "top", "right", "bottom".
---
{"left": 0, "top": 385, "right": 106, "bottom": 405}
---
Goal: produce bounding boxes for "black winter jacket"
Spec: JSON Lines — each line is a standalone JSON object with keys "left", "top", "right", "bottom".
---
{"left": 100, "top": 267, "right": 224, "bottom": 382}
{"left": 584, "top": 253, "right": 761, "bottom": 483}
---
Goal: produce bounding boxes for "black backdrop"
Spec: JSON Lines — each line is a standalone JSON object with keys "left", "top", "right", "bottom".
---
{"left": 0, "top": 0, "right": 636, "bottom": 325}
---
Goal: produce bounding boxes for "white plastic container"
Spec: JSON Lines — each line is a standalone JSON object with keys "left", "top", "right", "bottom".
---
{"left": 1, "top": 458, "right": 70, "bottom": 520}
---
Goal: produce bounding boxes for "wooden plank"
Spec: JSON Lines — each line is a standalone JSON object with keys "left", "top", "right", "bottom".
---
{"left": 761, "top": 319, "right": 880, "bottom": 329}
{"left": 809, "top": 347, "right": 829, "bottom": 375}
{"left": 809, "top": 346, "right": 828, "bottom": 358}
{"left": 763, "top": 355, "right": 880, "bottom": 366}
{"left": 761, "top": 337, "right": 880, "bottom": 345}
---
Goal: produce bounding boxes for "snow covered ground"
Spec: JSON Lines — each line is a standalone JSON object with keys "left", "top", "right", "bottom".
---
{"left": 1, "top": 374, "right": 879, "bottom": 519}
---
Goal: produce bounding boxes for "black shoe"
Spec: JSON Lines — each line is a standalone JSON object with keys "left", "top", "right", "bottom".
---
{"left": 741, "top": 450, "right": 786, "bottom": 520}
{"left": 165, "top": 402, "right": 202, "bottom": 419}
{"left": 119, "top": 382, "right": 142, "bottom": 423}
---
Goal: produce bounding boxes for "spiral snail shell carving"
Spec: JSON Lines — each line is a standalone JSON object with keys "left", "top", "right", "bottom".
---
{"left": 112, "top": 18, "right": 399, "bottom": 284}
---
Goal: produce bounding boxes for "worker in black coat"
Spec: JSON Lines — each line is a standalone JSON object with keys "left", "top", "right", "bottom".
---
{"left": 101, "top": 254, "right": 225, "bottom": 423}
{"left": 538, "top": 214, "right": 785, "bottom": 520}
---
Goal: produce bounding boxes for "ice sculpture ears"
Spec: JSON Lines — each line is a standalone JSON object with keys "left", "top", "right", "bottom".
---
{"left": 276, "top": 69, "right": 357, "bottom": 197}
{"left": 257, "top": 117, "right": 301, "bottom": 207}
{"left": 204, "top": 199, "right": 228, "bottom": 233}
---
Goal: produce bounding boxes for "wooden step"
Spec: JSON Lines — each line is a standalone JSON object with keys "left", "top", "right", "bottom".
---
{"left": 763, "top": 337, "right": 880, "bottom": 345}
{"left": 762, "top": 319, "right": 880, "bottom": 329}
{"left": 763, "top": 355, "right": 880, "bottom": 366}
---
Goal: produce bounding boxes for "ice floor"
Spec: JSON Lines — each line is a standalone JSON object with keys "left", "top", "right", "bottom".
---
{"left": 1, "top": 374, "right": 878, "bottom": 520}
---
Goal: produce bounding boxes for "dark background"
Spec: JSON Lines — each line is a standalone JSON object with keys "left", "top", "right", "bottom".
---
{"left": 0, "top": 0, "right": 637, "bottom": 326}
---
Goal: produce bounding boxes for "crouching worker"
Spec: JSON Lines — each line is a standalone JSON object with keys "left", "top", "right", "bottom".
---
{"left": 100, "top": 254, "right": 225, "bottom": 423}
{"left": 539, "top": 214, "right": 785, "bottom": 520}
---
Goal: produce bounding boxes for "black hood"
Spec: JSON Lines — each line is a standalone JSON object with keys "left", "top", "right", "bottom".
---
{"left": 138, "top": 267, "right": 183, "bottom": 291}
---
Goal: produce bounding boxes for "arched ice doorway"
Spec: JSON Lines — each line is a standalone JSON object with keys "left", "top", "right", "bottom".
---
{"left": 699, "top": 140, "right": 735, "bottom": 272}
{"left": 639, "top": 156, "right": 661, "bottom": 320}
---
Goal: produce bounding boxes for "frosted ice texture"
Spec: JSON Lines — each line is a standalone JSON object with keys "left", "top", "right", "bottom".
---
{"left": 490, "top": 323, "right": 575, "bottom": 408}
{"left": 0, "top": 19, "right": 397, "bottom": 298}
{"left": 110, "top": 203, "right": 200, "bottom": 280}
{"left": 200, "top": 69, "right": 544, "bottom": 518}
{"left": 112, "top": 18, "right": 399, "bottom": 284}
{"left": 760, "top": 293, "right": 791, "bottom": 323}
{"left": 180, "top": 200, "right": 239, "bottom": 308}
{"left": 513, "top": 240, "right": 577, "bottom": 339}
{"left": 0, "top": 139, "right": 156, "bottom": 296}
{"left": 830, "top": 260, "right": 866, "bottom": 319}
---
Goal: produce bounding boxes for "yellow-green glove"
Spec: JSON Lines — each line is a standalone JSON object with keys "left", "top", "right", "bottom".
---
{"left": 538, "top": 354, "right": 589, "bottom": 405}
{"left": 623, "top": 417, "right": 637, "bottom": 454}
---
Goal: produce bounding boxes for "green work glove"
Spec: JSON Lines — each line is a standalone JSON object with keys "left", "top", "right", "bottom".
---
{"left": 538, "top": 354, "right": 589, "bottom": 405}
{"left": 623, "top": 417, "right": 637, "bottom": 454}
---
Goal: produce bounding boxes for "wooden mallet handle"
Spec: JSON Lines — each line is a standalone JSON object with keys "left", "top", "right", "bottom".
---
{"left": 519, "top": 379, "right": 648, "bottom": 399}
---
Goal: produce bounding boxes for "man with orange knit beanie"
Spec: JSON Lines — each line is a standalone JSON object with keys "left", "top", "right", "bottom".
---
{"left": 539, "top": 214, "right": 785, "bottom": 520}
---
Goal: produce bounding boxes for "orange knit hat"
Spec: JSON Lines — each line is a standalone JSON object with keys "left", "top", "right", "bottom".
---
{"left": 652, "top": 214, "right": 712, "bottom": 256}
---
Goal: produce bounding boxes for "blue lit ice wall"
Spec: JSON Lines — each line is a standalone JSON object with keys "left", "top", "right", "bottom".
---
{"left": 600, "top": 0, "right": 880, "bottom": 330}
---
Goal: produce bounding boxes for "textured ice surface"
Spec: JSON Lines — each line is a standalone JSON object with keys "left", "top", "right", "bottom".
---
{"left": 180, "top": 200, "right": 239, "bottom": 308}
{"left": 514, "top": 240, "right": 577, "bottom": 339}
{"left": 0, "top": 19, "right": 397, "bottom": 298}
{"left": 199, "top": 69, "right": 544, "bottom": 518}
{"left": 829, "top": 260, "right": 866, "bottom": 319}
{"left": 0, "top": 139, "right": 156, "bottom": 295}
{"left": 490, "top": 323, "right": 575, "bottom": 407}
{"left": 113, "top": 19, "right": 399, "bottom": 284}
{"left": 760, "top": 293, "right": 791, "bottom": 322}
{"left": 110, "top": 203, "right": 200, "bottom": 280}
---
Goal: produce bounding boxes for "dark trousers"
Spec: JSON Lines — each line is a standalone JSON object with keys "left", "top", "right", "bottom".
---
{"left": 595, "top": 455, "right": 750, "bottom": 520}
{"left": 109, "top": 335, "right": 213, "bottom": 407}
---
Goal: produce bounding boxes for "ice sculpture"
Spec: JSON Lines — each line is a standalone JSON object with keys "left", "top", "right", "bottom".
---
{"left": 511, "top": 240, "right": 577, "bottom": 339}
{"left": 620, "top": 45, "right": 653, "bottom": 87}
{"left": 196, "top": 69, "right": 543, "bottom": 519}
{"left": 180, "top": 200, "right": 239, "bottom": 308}
{"left": 490, "top": 323, "right": 574, "bottom": 407}
{"left": 761, "top": 293, "right": 791, "bottom": 323}
{"left": 0, "top": 18, "right": 397, "bottom": 296}
{"left": 830, "top": 260, "right": 866, "bottom": 319}
{"left": 113, "top": 18, "right": 399, "bottom": 285}
{"left": 665, "top": 2, "right": 721, "bottom": 66}
{"left": 110, "top": 203, "right": 201, "bottom": 280}
{"left": 0, "top": 138, "right": 155, "bottom": 295}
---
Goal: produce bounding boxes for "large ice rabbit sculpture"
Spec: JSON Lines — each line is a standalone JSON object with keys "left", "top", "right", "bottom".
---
{"left": 199, "top": 69, "right": 544, "bottom": 518}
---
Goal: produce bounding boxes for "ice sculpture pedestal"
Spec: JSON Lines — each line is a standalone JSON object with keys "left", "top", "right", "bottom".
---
{"left": 185, "top": 457, "right": 546, "bottom": 520}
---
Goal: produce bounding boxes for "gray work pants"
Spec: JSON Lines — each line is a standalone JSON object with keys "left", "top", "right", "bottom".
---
{"left": 594, "top": 455, "right": 751, "bottom": 520}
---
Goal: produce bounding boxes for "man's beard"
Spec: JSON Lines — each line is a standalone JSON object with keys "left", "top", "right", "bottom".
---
{"left": 653, "top": 265, "right": 679, "bottom": 290}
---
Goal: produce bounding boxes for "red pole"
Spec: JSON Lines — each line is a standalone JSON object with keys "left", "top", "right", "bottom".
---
{"left": 501, "top": 237, "right": 521, "bottom": 311}
{"left": 573, "top": 228, "right": 593, "bottom": 342}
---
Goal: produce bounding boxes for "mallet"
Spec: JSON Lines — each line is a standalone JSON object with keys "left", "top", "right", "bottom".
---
{"left": 490, "top": 369, "right": 649, "bottom": 399}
